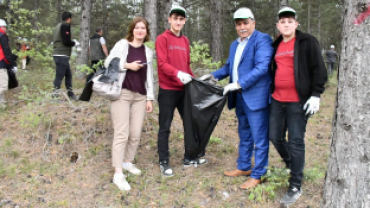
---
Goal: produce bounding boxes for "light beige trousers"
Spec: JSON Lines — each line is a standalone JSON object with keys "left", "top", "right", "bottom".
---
{"left": 0, "top": 68, "right": 8, "bottom": 95}
{"left": 110, "top": 89, "right": 147, "bottom": 168}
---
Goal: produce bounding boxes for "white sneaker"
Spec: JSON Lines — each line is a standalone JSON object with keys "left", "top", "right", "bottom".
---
{"left": 122, "top": 163, "right": 141, "bottom": 175}
{"left": 113, "top": 174, "right": 131, "bottom": 191}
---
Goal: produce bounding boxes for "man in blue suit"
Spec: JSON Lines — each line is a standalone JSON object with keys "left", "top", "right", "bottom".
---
{"left": 201, "top": 7, "right": 273, "bottom": 189}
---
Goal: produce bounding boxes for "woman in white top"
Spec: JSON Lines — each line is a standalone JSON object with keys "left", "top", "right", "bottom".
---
{"left": 104, "top": 16, "right": 154, "bottom": 191}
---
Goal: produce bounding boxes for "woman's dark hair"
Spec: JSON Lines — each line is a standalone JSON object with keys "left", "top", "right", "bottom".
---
{"left": 62, "top": 11, "right": 72, "bottom": 21}
{"left": 125, "top": 17, "right": 150, "bottom": 43}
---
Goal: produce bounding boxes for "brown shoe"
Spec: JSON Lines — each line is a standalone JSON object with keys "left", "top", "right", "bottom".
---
{"left": 239, "top": 178, "right": 262, "bottom": 189}
{"left": 224, "top": 169, "right": 251, "bottom": 177}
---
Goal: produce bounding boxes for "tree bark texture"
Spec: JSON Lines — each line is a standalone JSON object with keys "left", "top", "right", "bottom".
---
{"left": 323, "top": 1, "right": 370, "bottom": 207}
{"left": 279, "top": 0, "right": 288, "bottom": 8}
{"left": 56, "top": 0, "right": 62, "bottom": 24}
{"left": 102, "top": 0, "right": 109, "bottom": 44}
{"left": 144, "top": 0, "right": 158, "bottom": 41}
{"left": 209, "top": 0, "right": 223, "bottom": 63}
{"left": 77, "top": 0, "right": 91, "bottom": 67}
{"left": 159, "top": 0, "right": 171, "bottom": 31}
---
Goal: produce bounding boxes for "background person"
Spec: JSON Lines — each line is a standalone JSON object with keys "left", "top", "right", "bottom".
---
{"left": 51, "top": 11, "right": 80, "bottom": 100}
{"left": 0, "top": 19, "right": 17, "bottom": 109}
{"left": 325, "top": 45, "right": 338, "bottom": 76}
{"left": 105, "top": 16, "right": 154, "bottom": 191}
{"left": 88, "top": 27, "right": 108, "bottom": 82}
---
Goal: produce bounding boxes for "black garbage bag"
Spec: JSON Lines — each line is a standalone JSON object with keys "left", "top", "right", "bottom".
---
{"left": 79, "top": 57, "right": 120, "bottom": 101}
{"left": 183, "top": 78, "right": 227, "bottom": 159}
{"left": 97, "top": 57, "right": 120, "bottom": 83}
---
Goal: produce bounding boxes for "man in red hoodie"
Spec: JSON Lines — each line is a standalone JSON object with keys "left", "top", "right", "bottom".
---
{"left": 155, "top": 5, "right": 206, "bottom": 177}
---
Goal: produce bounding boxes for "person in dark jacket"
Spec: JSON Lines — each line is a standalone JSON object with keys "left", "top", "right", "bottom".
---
{"left": 0, "top": 19, "right": 17, "bottom": 109}
{"left": 269, "top": 7, "right": 327, "bottom": 206}
{"left": 52, "top": 11, "right": 80, "bottom": 100}
{"left": 87, "top": 27, "right": 108, "bottom": 82}
{"left": 325, "top": 45, "right": 338, "bottom": 76}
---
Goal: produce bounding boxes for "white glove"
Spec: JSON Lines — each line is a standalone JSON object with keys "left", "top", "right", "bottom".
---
{"left": 12, "top": 66, "right": 18, "bottom": 73}
{"left": 303, "top": 96, "right": 320, "bottom": 115}
{"left": 177, "top": 71, "right": 192, "bottom": 85}
{"left": 223, "top": 83, "right": 241, "bottom": 95}
{"left": 76, "top": 47, "right": 82, "bottom": 52}
{"left": 199, "top": 74, "right": 212, "bottom": 81}
{"left": 73, "top": 39, "right": 81, "bottom": 47}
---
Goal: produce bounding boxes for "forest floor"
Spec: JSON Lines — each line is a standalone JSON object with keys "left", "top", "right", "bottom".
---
{"left": 0, "top": 66, "right": 337, "bottom": 208}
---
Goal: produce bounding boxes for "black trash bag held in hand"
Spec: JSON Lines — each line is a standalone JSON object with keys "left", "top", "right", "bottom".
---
{"left": 183, "top": 78, "right": 227, "bottom": 159}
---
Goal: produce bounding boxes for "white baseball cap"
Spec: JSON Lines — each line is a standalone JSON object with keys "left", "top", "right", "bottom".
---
{"left": 278, "top": 7, "right": 296, "bottom": 17}
{"left": 169, "top": 5, "right": 186, "bottom": 17}
{"left": 0, "top": 19, "right": 7, "bottom": 27}
{"left": 330, "top": 45, "right": 335, "bottom": 49}
{"left": 234, "top": 7, "right": 254, "bottom": 19}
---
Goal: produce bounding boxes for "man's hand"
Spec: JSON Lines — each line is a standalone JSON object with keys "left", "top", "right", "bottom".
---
{"left": 199, "top": 74, "right": 212, "bottom": 81}
{"left": 73, "top": 39, "right": 81, "bottom": 47}
{"left": 12, "top": 66, "right": 18, "bottom": 73}
{"left": 303, "top": 96, "right": 320, "bottom": 115}
{"left": 177, "top": 71, "right": 192, "bottom": 85}
{"left": 223, "top": 83, "right": 241, "bottom": 95}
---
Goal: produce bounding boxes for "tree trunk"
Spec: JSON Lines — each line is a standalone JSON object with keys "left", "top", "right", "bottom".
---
{"left": 102, "top": 0, "right": 109, "bottom": 45}
{"left": 33, "top": 0, "right": 39, "bottom": 30}
{"left": 77, "top": 0, "right": 91, "bottom": 68}
{"left": 279, "top": 0, "right": 288, "bottom": 8}
{"left": 318, "top": 0, "right": 321, "bottom": 43}
{"left": 159, "top": 0, "right": 171, "bottom": 31}
{"left": 144, "top": 0, "right": 158, "bottom": 41}
{"left": 307, "top": 0, "right": 311, "bottom": 34}
{"left": 209, "top": 0, "right": 223, "bottom": 63}
{"left": 323, "top": 1, "right": 370, "bottom": 207}
{"left": 56, "top": 0, "right": 62, "bottom": 24}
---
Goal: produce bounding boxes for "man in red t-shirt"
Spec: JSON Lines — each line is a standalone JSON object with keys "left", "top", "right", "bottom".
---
{"left": 155, "top": 5, "right": 206, "bottom": 177}
{"left": 269, "top": 7, "right": 327, "bottom": 206}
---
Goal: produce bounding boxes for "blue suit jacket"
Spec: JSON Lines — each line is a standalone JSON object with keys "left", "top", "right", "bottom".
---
{"left": 212, "top": 30, "right": 273, "bottom": 111}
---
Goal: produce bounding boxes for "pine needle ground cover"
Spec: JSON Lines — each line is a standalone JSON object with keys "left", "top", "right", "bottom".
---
{"left": 0, "top": 67, "right": 337, "bottom": 208}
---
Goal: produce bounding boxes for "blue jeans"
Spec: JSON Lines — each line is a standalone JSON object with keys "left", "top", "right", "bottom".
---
{"left": 235, "top": 93, "right": 269, "bottom": 179}
{"left": 269, "top": 98, "right": 308, "bottom": 188}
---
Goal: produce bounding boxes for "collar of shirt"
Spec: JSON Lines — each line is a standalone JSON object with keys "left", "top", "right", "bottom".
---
{"left": 237, "top": 33, "right": 253, "bottom": 44}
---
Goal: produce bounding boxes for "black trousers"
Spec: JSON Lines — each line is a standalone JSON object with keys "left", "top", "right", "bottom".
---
{"left": 53, "top": 56, "right": 73, "bottom": 92}
{"left": 157, "top": 87, "right": 190, "bottom": 162}
{"left": 86, "top": 60, "right": 101, "bottom": 83}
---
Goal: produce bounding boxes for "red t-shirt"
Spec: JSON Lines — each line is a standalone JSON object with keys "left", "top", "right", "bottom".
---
{"left": 155, "top": 30, "right": 194, "bottom": 91}
{"left": 272, "top": 37, "right": 300, "bottom": 102}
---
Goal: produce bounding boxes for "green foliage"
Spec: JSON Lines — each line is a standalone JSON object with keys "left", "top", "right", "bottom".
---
{"left": 190, "top": 41, "right": 221, "bottom": 71}
{"left": 0, "top": 161, "right": 6, "bottom": 177}
{"left": 7, "top": 0, "right": 54, "bottom": 69}
{"left": 144, "top": 41, "right": 158, "bottom": 69}
{"left": 246, "top": 166, "right": 325, "bottom": 202}
{"left": 20, "top": 111, "right": 47, "bottom": 128}
{"left": 209, "top": 136, "right": 223, "bottom": 145}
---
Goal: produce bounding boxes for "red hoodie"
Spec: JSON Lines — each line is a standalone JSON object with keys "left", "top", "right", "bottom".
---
{"left": 155, "top": 30, "right": 194, "bottom": 91}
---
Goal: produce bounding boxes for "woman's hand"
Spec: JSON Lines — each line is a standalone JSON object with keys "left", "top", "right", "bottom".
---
{"left": 126, "top": 60, "right": 143, "bottom": 71}
{"left": 146, "top": 100, "right": 153, "bottom": 113}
